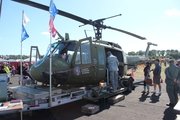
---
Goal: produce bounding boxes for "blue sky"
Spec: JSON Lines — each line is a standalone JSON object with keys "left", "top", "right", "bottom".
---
{"left": 0, "top": 0, "right": 180, "bottom": 56}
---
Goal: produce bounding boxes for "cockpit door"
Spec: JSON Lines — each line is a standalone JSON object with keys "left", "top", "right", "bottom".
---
{"left": 70, "top": 37, "right": 95, "bottom": 84}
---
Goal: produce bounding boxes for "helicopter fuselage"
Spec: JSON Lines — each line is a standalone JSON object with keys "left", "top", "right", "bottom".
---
{"left": 30, "top": 37, "right": 129, "bottom": 87}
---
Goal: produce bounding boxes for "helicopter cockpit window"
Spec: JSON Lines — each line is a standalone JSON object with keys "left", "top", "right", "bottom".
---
{"left": 81, "top": 41, "right": 91, "bottom": 64}
{"left": 44, "top": 42, "right": 76, "bottom": 63}
{"left": 44, "top": 42, "right": 59, "bottom": 58}
{"left": 75, "top": 47, "right": 81, "bottom": 64}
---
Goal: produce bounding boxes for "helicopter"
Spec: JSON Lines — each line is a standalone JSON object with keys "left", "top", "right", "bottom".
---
{"left": 12, "top": 0, "right": 157, "bottom": 91}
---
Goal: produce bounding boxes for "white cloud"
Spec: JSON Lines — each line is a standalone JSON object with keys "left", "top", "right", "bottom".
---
{"left": 176, "top": 32, "right": 180, "bottom": 37}
{"left": 41, "top": 31, "right": 50, "bottom": 35}
{"left": 164, "top": 8, "right": 180, "bottom": 16}
{"left": 41, "top": 31, "right": 60, "bottom": 40}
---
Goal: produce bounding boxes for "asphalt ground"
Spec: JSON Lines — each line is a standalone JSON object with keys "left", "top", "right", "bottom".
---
{"left": 0, "top": 75, "right": 180, "bottom": 120}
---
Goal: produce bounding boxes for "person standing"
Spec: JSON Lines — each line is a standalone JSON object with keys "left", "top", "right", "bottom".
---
{"left": 165, "top": 59, "right": 180, "bottom": 107}
{"left": 11, "top": 65, "right": 16, "bottom": 76}
{"left": 106, "top": 51, "right": 119, "bottom": 92}
{"left": 142, "top": 62, "right": 151, "bottom": 94}
{"left": 3, "top": 62, "right": 12, "bottom": 84}
{"left": 22, "top": 63, "right": 31, "bottom": 86}
{"left": 152, "top": 59, "right": 162, "bottom": 95}
{"left": 16, "top": 62, "right": 25, "bottom": 85}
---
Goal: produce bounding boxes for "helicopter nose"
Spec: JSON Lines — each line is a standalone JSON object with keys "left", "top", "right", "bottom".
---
{"left": 30, "top": 57, "right": 70, "bottom": 84}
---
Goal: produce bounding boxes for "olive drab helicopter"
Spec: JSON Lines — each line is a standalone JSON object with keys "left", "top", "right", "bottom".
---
{"left": 12, "top": 0, "right": 157, "bottom": 92}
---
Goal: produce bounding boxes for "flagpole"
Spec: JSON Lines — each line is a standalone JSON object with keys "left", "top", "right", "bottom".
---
{"left": 0, "top": 0, "right": 2, "bottom": 19}
{"left": 49, "top": 0, "right": 58, "bottom": 107}
{"left": 49, "top": 30, "right": 52, "bottom": 107}
{"left": 20, "top": 10, "right": 24, "bottom": 86}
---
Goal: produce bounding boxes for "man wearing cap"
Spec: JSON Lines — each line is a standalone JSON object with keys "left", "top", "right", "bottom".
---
{"left": 165, "top": 59, "right": 180, "bottom": 107}
{"left": 152, "top": 59, "right": 162, "bottom": 95}
{"left": 106, "top": 51, "right": 119, "bottom": 92}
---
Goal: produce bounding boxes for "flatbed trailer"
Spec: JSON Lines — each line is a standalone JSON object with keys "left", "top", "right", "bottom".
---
{"left": 1, "top": 84, "right": 127, "bottom": 115}
{"left": 0, "top": 73, "right": 134, "bottom": 116}
{"left": 0, "top": 85, "right": 86, "bottom": 115}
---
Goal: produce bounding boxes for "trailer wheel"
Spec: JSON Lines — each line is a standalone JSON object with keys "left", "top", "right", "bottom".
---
{"left": 127, "top": 77, "right": 134, "bottom": 92}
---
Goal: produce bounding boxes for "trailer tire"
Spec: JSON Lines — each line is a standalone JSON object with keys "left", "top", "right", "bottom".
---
{"left": 121, "top": 77, "right": 134, "bottom": 92}
{"left": 127, "top": 77, "right": 134, "bottom": 92}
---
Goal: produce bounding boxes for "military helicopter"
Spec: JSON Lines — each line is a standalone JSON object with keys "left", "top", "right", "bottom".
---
{"left": 12, "top": 0, "right": 157, "bottom": 91}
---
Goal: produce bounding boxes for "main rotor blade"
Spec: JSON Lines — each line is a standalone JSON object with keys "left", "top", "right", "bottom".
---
{"left": 12, "top": 0, "right": 146, "bottom": 40}
{"left": 106, "top": 26, "right": 146, "bottom": 40}
{"left": 12, "top": 0, "right": 90, "bottom": 24}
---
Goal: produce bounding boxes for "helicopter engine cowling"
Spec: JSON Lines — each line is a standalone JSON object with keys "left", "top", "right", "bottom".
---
{"left": 30, "top": 57, "right": 70, "bottom": 86}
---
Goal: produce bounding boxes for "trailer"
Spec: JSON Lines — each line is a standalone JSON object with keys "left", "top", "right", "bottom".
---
{"left": 0, "top": 73, "right": 131, "bottom": 116}
{"left": 1, "top": 85, "right": 86, "bottom": 114}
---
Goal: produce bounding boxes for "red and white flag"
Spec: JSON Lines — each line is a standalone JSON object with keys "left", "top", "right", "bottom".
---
{"left": 49, "top": 17, "right": 56, "bottom": 38}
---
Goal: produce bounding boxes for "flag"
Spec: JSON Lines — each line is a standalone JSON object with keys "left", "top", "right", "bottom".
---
{"left": 22, "top": 25, "right": 29, "bottom": 42}
{"left": 23, "top": 12, "right": 30, "bottom": 26}
{"left": 49, "top": 17, "right": 56, "bottom": 37}
{"left": 49, "top": 0, "right": 58, "bottom": 38}
{"left": 49, "top": 0, "right": 58, "bottom": 19}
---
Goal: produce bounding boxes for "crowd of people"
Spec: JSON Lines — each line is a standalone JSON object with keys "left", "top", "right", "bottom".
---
{"left": 0, "top": 62, "right": 33, "bottom": 86}
{"left": 141, "top": 58, "right": 180, "bottom": 107}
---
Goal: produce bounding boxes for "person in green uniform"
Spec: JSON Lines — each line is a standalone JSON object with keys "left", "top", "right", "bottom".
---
{"left": 165, "top": 59, "right": 180, "bottom": 107}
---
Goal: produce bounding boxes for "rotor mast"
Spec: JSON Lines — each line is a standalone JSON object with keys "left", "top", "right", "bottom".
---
{"left": 80, "top": 14, "right": 122, "bottom": 40}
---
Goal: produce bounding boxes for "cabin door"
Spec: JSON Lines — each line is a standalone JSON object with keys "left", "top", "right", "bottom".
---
{"left": 94, "top": 46, "right": 106, "bottom": 81}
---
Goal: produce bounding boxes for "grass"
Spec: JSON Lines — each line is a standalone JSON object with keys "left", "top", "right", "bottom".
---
{"left": 128, "top": 63, "right": 167, "bottom": 80}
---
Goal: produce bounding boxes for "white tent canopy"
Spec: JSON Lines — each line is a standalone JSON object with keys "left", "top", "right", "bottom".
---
{"left": 23, "top": 57, "right": 39, "bottom": 62}
{"left": 0, "top": 58, "right": 7, "bottom": 62}
{"left": 8, "top": 59, "right": 19, "bottom": 62}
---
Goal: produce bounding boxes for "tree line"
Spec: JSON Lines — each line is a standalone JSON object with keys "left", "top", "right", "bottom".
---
{"left": 0, "top": 55, "right": 44, "bottom": 60}
{"left": 128, "top": 49, "right": 180, "bottom": 60}
{"left": 0, "top": 49, "right": 179, "bottom": 60}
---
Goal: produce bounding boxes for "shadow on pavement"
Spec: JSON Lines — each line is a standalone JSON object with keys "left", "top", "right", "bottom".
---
{"left": 163, "top": 107, "right": 177, "bottom": 120}
{"left": 149, "top": 93, "right": 160, "bottom": 103}
{"left": 139, "top": 93, "right": 150, "bottom": 102}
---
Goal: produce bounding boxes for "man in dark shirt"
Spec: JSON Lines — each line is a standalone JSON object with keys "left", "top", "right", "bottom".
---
{"left": 16, "top": 63, "right": 25, "bottom": 85}
{"left": 22, "top": 63, "right": 31, "bottom": 86}
{"left": 152, "top": 59, "right": 162, "bottom": 95}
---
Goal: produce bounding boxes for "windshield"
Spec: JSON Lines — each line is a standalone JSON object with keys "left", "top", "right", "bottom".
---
{"left": 44, "top": 41, "right": 77, "bottom": 63}
{"left": 44, "top": 42, "right": 59, "bottom": 58}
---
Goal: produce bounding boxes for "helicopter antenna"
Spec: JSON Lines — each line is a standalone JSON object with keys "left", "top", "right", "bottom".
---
{"left": 84, "top": 30, "right": 88, "bottom": 38}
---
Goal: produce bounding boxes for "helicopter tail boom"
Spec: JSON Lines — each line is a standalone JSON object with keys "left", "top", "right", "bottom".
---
{"left": 145, "top": 42, "right": 158, "bottom": 58}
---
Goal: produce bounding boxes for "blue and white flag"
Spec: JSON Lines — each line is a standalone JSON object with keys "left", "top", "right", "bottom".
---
{"left": 21, "top": 11, "right": 30, "bottom": 42}
{"left": 23, "top": 12, "right": 30, "bottom": 26}
{"left": 21, "top": 25, "right": 29, "bottom": 42}
{"left": 49, "top": 0, "right": 58, "bottom": 19}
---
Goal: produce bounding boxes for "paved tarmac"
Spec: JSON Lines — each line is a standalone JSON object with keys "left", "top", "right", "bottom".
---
{"left": 0, "top": 75, "right": 180, "bottom": 120}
